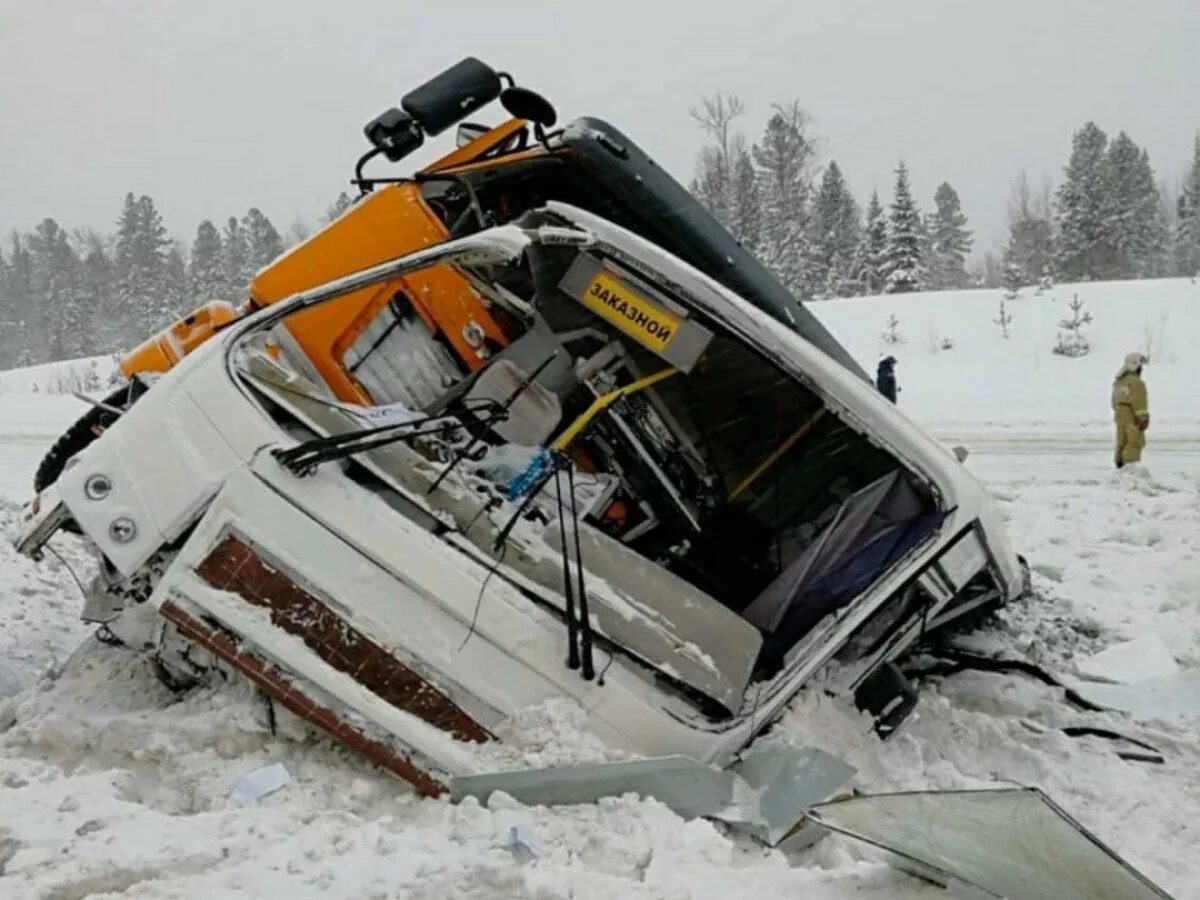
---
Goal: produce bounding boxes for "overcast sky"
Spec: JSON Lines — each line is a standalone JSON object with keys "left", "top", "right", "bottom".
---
{"left": 1, "top": 0, "right": 1196, "bottom": 258}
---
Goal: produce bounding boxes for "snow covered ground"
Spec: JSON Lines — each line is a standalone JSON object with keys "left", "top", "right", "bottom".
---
{"left": 1, "top": 280, "right": 1198, "bottom": 898}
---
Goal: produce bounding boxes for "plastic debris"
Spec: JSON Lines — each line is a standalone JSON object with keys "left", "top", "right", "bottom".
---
{"left": 506, "top": 446, "right": 553, "bottom": 500}
{"left": 498, "top": 823, "right": 542, "bottom": 863}
{"left": 230, "top": 762, "right": 291, "bottom": 807}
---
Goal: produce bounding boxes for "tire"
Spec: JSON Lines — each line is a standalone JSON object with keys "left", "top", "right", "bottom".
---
{"left": 34, "top": 380, "right": 149, "bottom": 493}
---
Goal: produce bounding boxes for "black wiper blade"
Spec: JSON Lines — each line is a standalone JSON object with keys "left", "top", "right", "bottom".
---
{"left": 272, "top": 398, "right": 505, "bottom": 475}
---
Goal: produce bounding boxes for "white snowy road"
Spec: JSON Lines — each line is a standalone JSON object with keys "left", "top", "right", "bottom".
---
{"left": 1, "top": 413, "right": 1198, "bottom": 898}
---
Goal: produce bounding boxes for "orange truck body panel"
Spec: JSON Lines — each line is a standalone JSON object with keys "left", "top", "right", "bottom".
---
{"left": 420, "top": 118, "right": 530, "bottom": 174}
{"left": 117, "top": 120, "right": 542, "bottom": 402}
{"left": 118, "top": 300, "right": 239, "bottom": 379}
{"left": 248, "top": 183, "right": 506, "bottom": 403}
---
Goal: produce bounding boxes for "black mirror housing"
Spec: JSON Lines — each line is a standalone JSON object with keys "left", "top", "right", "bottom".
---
{"left": 402, "top": 57, "right": 502, "bottom": 136}
{"left": 363, "top": 108, "right": 424, "bottom": 162}
{"left": 500, "top": 86, "right": 557, "bottom": 128}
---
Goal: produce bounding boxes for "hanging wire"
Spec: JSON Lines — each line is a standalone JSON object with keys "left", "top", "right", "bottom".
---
{"left": 44, "top": 541, "right": 88, "bottom": 599}
{"left": 458, "top": 544, "right": 508, "bottom": 652}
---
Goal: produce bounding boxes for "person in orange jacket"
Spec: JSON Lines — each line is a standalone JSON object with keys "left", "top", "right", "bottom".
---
{"left": 1111, "top": 352, "right": 1149, "bottom": 468}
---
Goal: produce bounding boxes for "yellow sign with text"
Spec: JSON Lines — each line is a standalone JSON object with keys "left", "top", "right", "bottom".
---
{"left": 580, "top": 270, "right": 680, "bottom": 354}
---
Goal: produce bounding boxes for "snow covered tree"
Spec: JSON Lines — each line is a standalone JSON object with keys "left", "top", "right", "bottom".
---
{"left": 880, "top": 313, "right": 904, "bottom": 345}
{"left": 1053, "top": 294, "right": 1093, "bottom": 357}
{"left": 113, "top": 193, "right": 171, "bottom": 336}
{"left": 221, "top": 216, "right": 250, "bottom": 300}
{"left": 884, "top": 162, "right": 921, "bottom": 293}
{"left": 1172, "top": 134, "right": 1200, "bottom": 277}
{"left": 77, "top": 232, "right": 117, "bottom": 352}
{"left": 287, "top": 217, "right": 313, "bottom": 248}
{"left": 189, "top": 220, "right": 226, "bottom": 300}
{"left": 752, "top": 103, "right": 815, "bottom": 296}
{"left": 243, "top": 207, "right": 284, "bottom": 276}
{"left": 2, "top": 234, "right": 34, "bottom": 365}
{"left": 689, "top": 94, "right": 746, "bottom": 230}
{"left": 729, "top": 143, "right": 762, "bottom": 255}
{"left": 993, "top": 299, "right": 1013, "bottom": 339}
{"left": 857, "top": 190, "right": 888, "bottom": 294}
{"left": 163, "top": 241, "right": 188, "bottom": 317}
{"left": 28, "top": 218, "right": 85, "bottom": 361}
{"left": 925, "top": 182, "right": 972, "bottom": 290}
{"left": 1003, "top": 262, "right": 1022, "bottom": 299}
{"left": 1004, "top": 173, "right": 1055, "bottom": 287}
{"left": 1055, "top": 122, "right": 1111, "bottom": 281}
{"left": 322, "top": 192, "right": 354, "bottom": 225}
{"left": 809, "top": 161, "right": 860, "bottom": 297}
{"left": 1104, "top": 133, "right": 1167, "bottom": 278}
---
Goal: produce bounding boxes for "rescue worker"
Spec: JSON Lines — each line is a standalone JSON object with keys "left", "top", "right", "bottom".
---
{"left": 876, "top": 356, "right": 898, "bottom": 404}
{"left": 1112, "top": 352, "right": 1149, "bottom": 468}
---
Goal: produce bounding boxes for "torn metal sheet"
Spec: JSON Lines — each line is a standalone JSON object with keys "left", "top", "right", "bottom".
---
{"left": 451, "top": 756, "right": 736, "bottom": 820}
{"left": 720, "top": 743, "right": 857, "bottom": 845}
{"left": 808, "top": 787, "right": 1175, "bottom": 900}
{"left": 450, "top": 746, "right": 855, "bottom": 846}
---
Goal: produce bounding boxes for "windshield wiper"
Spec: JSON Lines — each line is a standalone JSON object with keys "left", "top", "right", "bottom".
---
{"left": 272, "top": 397, "right": 505, "bottom": 476}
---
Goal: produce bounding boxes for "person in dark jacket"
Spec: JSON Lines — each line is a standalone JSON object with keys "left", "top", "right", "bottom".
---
{"left": 876, "top": 356, "right": 898, "bottom": 403}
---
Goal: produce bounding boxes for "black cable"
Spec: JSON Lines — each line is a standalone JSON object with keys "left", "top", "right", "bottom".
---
{"left": 45, "top": 541, "right": 88, "bottom": 599}
{"left": 462, "top": 495, "right": 502, "bottom": 535}
{"left": 458, "top": 544, "right": 507, "bottom": 652}
{"left": 568, "top": 464, "right": 595, "bottom": 681}
{"left": 596, "top": 651, "right": 615, "bottom": 686}
{"left": 555, "top": 466, "right": 580, "bottom": 671}
{"left": 427, "top": 350, "right": 559, "bottom": 496}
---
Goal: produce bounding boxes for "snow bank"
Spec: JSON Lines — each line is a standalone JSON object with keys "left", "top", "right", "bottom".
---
{"left": 813, "top": 277, "right": 1200, "bottom": 438}
{"left": 0, "top": 354, "right": 119, "bottom": 396}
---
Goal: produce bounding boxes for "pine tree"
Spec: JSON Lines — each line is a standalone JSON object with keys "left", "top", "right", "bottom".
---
{"left": 857, "top": 190, "right": 888, "bottom": 294}
{"left": 1172, "top": 134, "right": 1200, "bottom": 277}
{"left": 1003, "top": 173, "right": 1055, "bottom": 287}
{"left": 1055, "top": 122, "right": 1111, "bottom": 281}
{"left": 287, "top": 217, "right": 313, "bottom": 247}
{"left": 1104, "top": 133, "right": 1167, "bottom": 278}
{"left": 242, "top": 207, "right": 283, "bottom": 276}
{"left": 0, "top": 245, "right": 11, "bottom": 367}
{"left": 78, "top": 233, "right": 117, "bottom": 352}
{"left": 189, "top": 220, "right": 226, "bottom": 300}
{"left": 163, "top": 241, "right": 188, "bottom": 316}
{"left": 926, "top": 182, "right": 973, "bottom": 289}
{"left": 981, "top": 251, "right": 1003, "bottom": 289}
{"left": 884, "top": 162, "right": 921, "bottom": 293}
{"left": 809, "top": 161, "right": 861, "bottom": 297}
{"left": 3, "top": 234, "right": 34, "bottom": 365}
{"left": 752, "top": 103, "right": 814, "bottom": 296}
{"left": 689, "top": 94, "right": 746, "bottom": 230}
{"left": 222, "top": 216, "right": 250, "bottom": 299}
{"left": 29, "top": 218, "right": 85, "bottom": 361}
{"left": 113, "top": 193, "right": 170, "bottom": 336}
{"left": 729, "top": 143, "right": 762, "bottom": 254}
{"left": 322, "top": 192, "right": 354, "bottom": 225}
